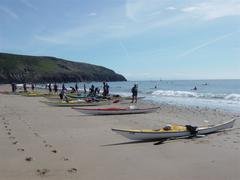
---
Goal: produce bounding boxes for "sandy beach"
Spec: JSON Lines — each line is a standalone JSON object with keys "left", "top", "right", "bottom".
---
{"left": 0, "top": 84, "right": 240, "bottom": 180}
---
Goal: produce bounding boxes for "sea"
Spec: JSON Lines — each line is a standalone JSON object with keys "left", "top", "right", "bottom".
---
{"left": 66, "top": 79, "right": 240, "bottom": 113}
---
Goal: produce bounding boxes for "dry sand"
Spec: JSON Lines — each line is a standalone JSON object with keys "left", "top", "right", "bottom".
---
{"left": 0, "top": 84, "right": 240, "bottom": 180}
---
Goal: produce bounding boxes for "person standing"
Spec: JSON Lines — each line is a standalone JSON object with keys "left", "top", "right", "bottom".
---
{"left": 131, "top": 84, "right": 138, "bottom": 103}
{"left": 75, "top": 83, "right": 78, "bottom": 92}
{"left": 102, "top": 82, "right": 106, "bottom": 97}
{"left": 105, "top": 83, "right": 109, "bottom": 96}
{"left": 48, "top": 83, "right": 52, "bottom": 93}
{"left": 89, "top": 84, "right": 95, "bottom": 96}
{"left": 54, "top": 83, "right": 58, "bottom": 93}
{"left": 84, "top": 84, "right": 87, "bottom": 94}
{"left": 102, "top": 82, "right": 109, "bottom": 97}
{"left": 31, "top": 83, "right": 35, "bottom": 91}
{"left": 11, "top": 83, "right": 17, "bottom": 92}
{"left": 62, "top": 83, "right": 67, "bottom": 91}
{"left": 23, "top": 83, "right": 27, "bottom": 92}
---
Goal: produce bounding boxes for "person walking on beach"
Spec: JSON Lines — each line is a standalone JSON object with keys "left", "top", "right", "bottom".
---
{"left": 131, "top": 84, "right": 138, "bottom": 103}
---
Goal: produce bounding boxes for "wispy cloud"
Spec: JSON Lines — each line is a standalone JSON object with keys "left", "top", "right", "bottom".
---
{"left": 34, "top": 0, "right": 240, "bottom": 47}
{"left": 20, "top": 0, "right": 37, "bottom": 11}
{"left": 126, "top": 0, "right": 167, "bottom": 22}
{"left": 0, "top": 6, "right": 19, "bottom": 19}
{"left": 181, "top": 0, "right": 240, "bottom": 20}
{"left": 88, "top": 12, "right": 97, "bottom": 16}
{"left": 178, "top": 31, "right": 239, "bottom": 58}
{"left": 166, "top": 6, "right": 176, "bottom": 10}
{"left": 35, "top": 1, "right": 185, "bottom": 45}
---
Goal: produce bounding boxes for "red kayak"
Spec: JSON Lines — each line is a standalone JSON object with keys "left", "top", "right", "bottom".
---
{"left": 72, "top": 106, "right": 160, "bottom": 115}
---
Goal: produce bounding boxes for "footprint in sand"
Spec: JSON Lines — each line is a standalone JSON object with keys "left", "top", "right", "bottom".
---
{"left": 25, "top": 157, "right": 33, "bottom": 162}
{"left": 51, "top": 150, "right": 58, "bottom": 153}
{"left": 33, "top": 132, "right": 40, "bottom": 137}
{"left": 17, "top": 148, "right": 25, "bottom": 152}
{"left": 9, "top": 136, "right": 16, "bottom": 140}
{"left": 62, "top": 157, "right": 69, "bottom": 161}
{"left": 67, "top": 168, "right": 77, "bottom": 174}
{"left": 36, "top": 169, "right": 50, "bottom": 176}
{"left": 45, "top": 144, "right": 53, "bottom": 148}
{"left": 12, "top": 141, "right": 18, "bottom": 145}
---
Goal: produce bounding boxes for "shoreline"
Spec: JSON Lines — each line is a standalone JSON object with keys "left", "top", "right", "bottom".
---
{"left": 0, "top": 84, "right": 240, "bottom": 180}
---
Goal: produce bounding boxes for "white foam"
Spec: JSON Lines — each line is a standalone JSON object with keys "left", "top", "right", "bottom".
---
{"left": 151, "top": 90, "right": 240, "bottom": 102}
{"left": 224, "top": 94, "right": 240, "bottom": 101}
{"left": 152, "top": 90, "right": 197, "bottom": 98}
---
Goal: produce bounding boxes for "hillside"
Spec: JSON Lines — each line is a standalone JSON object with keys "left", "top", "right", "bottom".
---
{"left": 0, "top": 53, "right": 126, "bottom": 83}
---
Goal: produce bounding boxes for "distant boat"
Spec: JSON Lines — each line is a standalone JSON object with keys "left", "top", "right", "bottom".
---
{"left": 112, "top": 119, "right": 236, "bottom": 140}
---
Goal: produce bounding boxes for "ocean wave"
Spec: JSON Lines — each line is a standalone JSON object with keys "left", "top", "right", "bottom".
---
{"left": 151, "top": 90, "right": 240, "bottom": 102}
{"left": 152, "top": 90, "right": 197, "bottom": 97}
{"left": 224, "top": 94, "right": 240, "bottom": 101}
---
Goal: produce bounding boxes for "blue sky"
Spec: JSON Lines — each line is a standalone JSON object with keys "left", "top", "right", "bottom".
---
{"left": 0, "top": 0, "right": 240, "bottom": 80}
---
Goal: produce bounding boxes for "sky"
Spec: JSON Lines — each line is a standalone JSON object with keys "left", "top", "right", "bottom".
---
{"left": 0, "top": 0, "right": 240, "bottom": 80}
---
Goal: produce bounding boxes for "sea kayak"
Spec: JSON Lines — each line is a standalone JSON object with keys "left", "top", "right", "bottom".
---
{"left": 72, "top": 106, "right": 160, "bottom": 115}
{"left": 112, "top": 119, "right": 236, "bottom": 140}
{"left": 40, "top": 100, "right": 109, "bottom": 107}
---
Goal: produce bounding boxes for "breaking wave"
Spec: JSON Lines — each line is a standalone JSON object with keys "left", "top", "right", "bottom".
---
{"left": 152, "top": 90, "right": 240, "bottom": 102}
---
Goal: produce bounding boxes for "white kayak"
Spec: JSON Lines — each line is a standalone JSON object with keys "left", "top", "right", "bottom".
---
{"left": 72, "top": 106, "right": 160, "bottom": 115}
{"left": 112, "top": 119, "right": 236, "bottom": 140}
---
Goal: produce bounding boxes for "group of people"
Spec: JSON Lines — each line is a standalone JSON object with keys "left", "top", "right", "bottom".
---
{"left": 89, "top": 84, "right": 100, "bottom": 96}
{"left": 11, "top": 83, "right": 35, "bottom": 93}
{"left": 11, "top": 81, "right": 139, "bottom": 103}
{"left": 46, "top": 83, "right": 60, "bottom": 94}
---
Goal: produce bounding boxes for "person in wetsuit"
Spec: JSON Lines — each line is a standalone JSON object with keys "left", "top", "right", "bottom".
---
{"left": 131, "top": 84, "right": 138, "bottom": 103}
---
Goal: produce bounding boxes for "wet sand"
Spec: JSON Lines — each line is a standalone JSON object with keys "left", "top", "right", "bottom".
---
{"left": 0, "top": 84, "right": 240, "bottom": 180}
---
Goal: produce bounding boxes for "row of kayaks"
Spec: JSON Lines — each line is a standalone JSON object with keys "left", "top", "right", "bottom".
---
{"left": 72, "top": 106, "right": 236, "bottom": 141}
{"left": 8, "top": 90, "right": 237, "bottom": 141}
